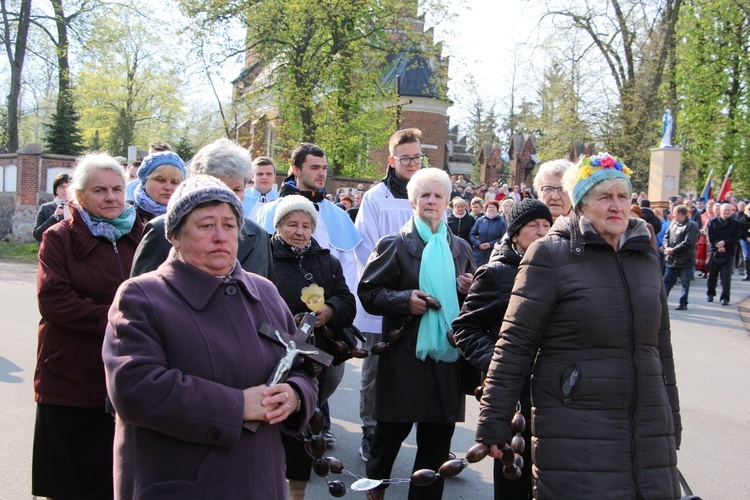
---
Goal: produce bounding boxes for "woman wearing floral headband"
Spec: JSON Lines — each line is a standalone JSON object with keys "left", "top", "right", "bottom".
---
{"left": 476, "top": 153, "right": 682, "bottom": 498}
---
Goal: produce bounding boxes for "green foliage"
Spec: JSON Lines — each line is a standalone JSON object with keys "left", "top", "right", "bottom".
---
{"left": 0, "top": 108, "right": 9, "bottom": 152}
{"left": 544, "top": 0, "right": 682, "bottom": 189}
{"left": 532, "top": 61, "right": 589, "bottom": 161}
{"left": 463, "top": 93, "right": 500, "bottom": 180}
{"left": 502, "top": 99, "right": 539, "bottom": 139}
{"left": 180, "top": 0, "right": 433, "bottom": 177}
{"left": 75, "top": 4, "right": 185, "bottom": 156}
{"left": 174, "top": 134, "right": 195, "bottom": 162}
{"left": 43, "top": 91, "right": 84, "bottom": 155}
{"left": 0, "top": 242, "right": 39, "bottom": 263}
{"left": 676, "top": 0, "right": 749, "bottom": 196}
{"left": 88, "top": 129, "right": 101, "bottom": 151}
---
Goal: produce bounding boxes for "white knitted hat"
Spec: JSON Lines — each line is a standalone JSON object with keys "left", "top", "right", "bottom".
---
{"left": 273, "top": 195, "right": 318, "bottom": 230}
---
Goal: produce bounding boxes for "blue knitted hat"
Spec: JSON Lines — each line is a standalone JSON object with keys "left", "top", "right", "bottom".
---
{"left": 569, "top": 153, "right": 632, "bottom": 207}
{"left": 138, "top": 151, "right": 186, "bottom": 185}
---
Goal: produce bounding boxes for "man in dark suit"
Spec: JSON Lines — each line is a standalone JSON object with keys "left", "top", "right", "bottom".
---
{"left": 706, "top": 203, "right": 741, "bottom": 305}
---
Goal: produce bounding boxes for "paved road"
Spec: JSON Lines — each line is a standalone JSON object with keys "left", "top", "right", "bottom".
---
{"left": 2, "top": 260, "right": 749, "bottom": 499}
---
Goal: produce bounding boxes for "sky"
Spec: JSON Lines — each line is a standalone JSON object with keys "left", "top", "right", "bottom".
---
{"left": 430, "top": 0, "right": 548, "bottom": 131}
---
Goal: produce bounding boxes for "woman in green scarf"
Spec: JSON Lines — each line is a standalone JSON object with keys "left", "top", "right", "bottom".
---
{"left": 358, "top": 167, "right": 476, "bottom": 500}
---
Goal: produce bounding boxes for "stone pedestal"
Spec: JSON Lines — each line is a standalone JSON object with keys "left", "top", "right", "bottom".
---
{"left": 648, "top": 147, "right": 682, "bottom": 204}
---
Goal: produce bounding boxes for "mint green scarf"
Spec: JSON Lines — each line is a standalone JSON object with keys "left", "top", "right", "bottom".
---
{"left": 80, "top": 205, "right": 136, "bottom": 242}
{"left": 413, "top": 216, "right": 460, "bottom": 362}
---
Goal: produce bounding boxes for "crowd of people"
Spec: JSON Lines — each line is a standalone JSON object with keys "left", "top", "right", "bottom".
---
{"left": 30, "top": 133, "right": 706, "bottom": 499}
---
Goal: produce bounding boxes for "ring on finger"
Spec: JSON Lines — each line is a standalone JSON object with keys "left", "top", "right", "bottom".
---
{"left": 283, "top": 403, "right": 291, "bottom": 412}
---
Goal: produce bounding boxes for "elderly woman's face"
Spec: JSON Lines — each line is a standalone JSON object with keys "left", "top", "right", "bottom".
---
{"left": 78, "top": 169, "right": 125, "bottom": 219}
{"left": 145, "top": 165, "right": 183, "bottom": 206}
{"left": 217, "top": 176, "right": 246, "bottom": 202}
{"left": 453, "top": 202, "right": 467, "bottom": 216}
{"left": 514, "top": 218, "right": 551, "bottom": 254}
{"left": 538, "top": 174, "right": 572, "bottom": 218}
{"left": 471, "top": 202, "right": 483, "bottom": 215}
{"left": 279, "top": 211, "right": 314, "bottom": 248}
{"left": 412, "top": 180, "right": 448, "bottom": 231}
{"left": 485, "top": 203, "right": 498, "bottom": 216}
{"left": 171, "top": 203, "right": 239, "bottom": 276}
{"left": 580, "top": 182, "right": 631, "bottom": 247}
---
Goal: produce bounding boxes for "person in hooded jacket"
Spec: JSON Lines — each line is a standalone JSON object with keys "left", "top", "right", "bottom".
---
{"left": 477, "top": 153, "right": 681, "bottom": 499}
{"left": 453, "top": 198, "right": 552, "bottom": 500}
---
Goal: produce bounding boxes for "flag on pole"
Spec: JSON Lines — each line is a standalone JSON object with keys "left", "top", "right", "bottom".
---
{"left": 717, "top": 164, "right": 734, "bottom": 202}
{"left": 700, "top": 168, "right": 715, "bottom": 201}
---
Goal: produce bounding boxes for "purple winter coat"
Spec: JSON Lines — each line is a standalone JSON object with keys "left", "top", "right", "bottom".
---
{"left": 103, "top": 256, "right": 318, "bottom": 499}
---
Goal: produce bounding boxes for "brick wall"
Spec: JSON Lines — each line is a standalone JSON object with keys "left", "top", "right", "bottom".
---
{"left": 0, "top": 150, "right": 77, "bottom": 242}
{"left": 400, "top": 109, "right": 448, "bottom": 171}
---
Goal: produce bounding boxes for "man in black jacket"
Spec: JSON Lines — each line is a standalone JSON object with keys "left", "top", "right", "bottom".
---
{"left": 664, "top": 205, "right": 700, "bottom": 310}
{"left": 707, "top": 203, "right": 742, "bottom": 305}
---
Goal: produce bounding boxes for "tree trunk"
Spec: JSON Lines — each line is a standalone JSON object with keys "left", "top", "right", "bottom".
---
{"left": 51, "top": 0, "right": 70, "bottom": 97}
{"left": 3, "top": 0, "right": 32, "bottom": 152}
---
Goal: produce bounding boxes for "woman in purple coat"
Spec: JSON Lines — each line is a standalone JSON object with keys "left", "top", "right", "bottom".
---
{"left": 103, "top": 175, "right": 318, "bottom": 499}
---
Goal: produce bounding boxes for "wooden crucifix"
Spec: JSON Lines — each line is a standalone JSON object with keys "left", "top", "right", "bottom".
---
{"left": 243, "top": 312, "right": 333, "bottom": 432}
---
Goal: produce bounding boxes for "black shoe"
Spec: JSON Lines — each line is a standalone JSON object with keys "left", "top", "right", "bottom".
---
{"left": 707, "top": 296, "right": 714, "bottom": 302}
{"left": 675, "top": 304, "right": 688, "bottom": 310}
{"left": 721, "top": 299, "right": 729, "bottom": 306}
{"left": 359, "top": 436, "right": 372, "bottom": 462}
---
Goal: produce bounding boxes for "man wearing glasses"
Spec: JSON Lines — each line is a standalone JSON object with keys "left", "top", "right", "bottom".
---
{"left": 354, "top": 128, "right": 425, "bottom": 462}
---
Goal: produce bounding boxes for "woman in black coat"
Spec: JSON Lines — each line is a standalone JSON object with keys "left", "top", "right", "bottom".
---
{"left": 33, "top": 172, "right": 71, "bottom": 242}
{"left": 453, "top": 199, "right": 552, "bottom": 500}
{"left": 271, "top": 195, "right": 356, "bottom": 500}
{"left": 447, "top": 196, "right": 474, "bottom": 245}
{"left": 477, "top": 154, "right": 681, "bottom": 499}
{"left": 358, "top": 168, "right": 475, "bottom": 500}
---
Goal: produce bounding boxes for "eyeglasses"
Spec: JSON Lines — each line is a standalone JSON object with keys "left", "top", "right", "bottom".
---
{"left": 392, "top": 154, "right": 424, "bottom": 166}
{"left": 540, "top": 185, "right": 565, "bottom": 195}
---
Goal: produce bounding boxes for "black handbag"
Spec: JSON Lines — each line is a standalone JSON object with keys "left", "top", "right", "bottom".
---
{"left": 291, "top": 262, "right": 361, "bottom": 365}
{"left": 679, "top": 468, "right": 702, "bottom": 500}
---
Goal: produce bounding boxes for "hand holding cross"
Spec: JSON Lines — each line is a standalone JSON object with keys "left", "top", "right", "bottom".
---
{"left": 243, "top": 313, "right": 332, "bottom": 431}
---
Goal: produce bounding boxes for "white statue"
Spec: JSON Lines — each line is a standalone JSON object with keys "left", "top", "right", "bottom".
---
{"left": 268, "top": 330, "right": 318, "bottom": 386}
{"left": 660, "top": 108, "right": 674, "bottom": 148}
